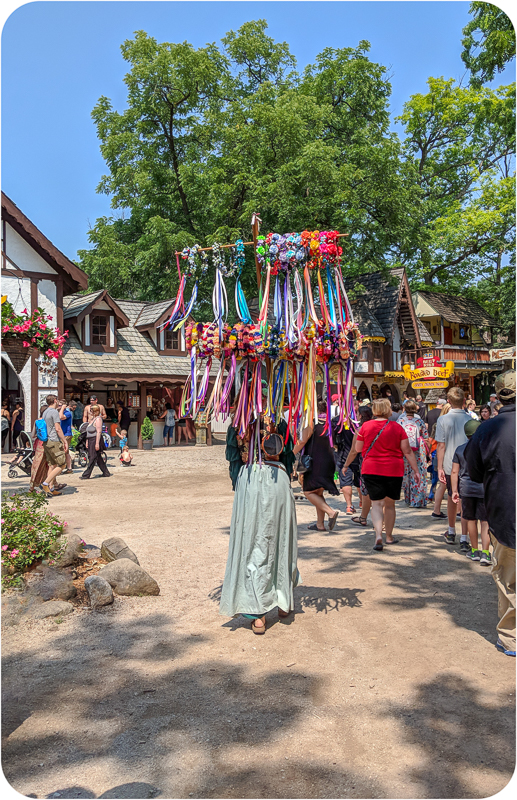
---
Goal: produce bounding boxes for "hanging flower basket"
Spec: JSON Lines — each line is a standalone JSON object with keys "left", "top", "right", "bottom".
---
{"left": 1, "top": 300, "right": 68, "bottom": 376}
{"left": 1, "top": 338, "right": 34, "bottom": 373}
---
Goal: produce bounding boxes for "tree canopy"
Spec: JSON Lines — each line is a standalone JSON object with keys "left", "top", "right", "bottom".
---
{"left": 461, "top": 1, "right": 516, "bottom": 87}
{"left": 78, "top": 18, "right": 515, "bottom": 338}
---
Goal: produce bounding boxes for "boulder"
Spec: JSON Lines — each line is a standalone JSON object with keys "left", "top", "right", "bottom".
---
{"left": 84, "top": 575, "right": 114, "bottom": 609}
{"left": 52, "top": 532, "right": 85, "bottom": 567}
{"left": 1, "top": 594, "right": 42, "bottom": 627}
{"left": 99, "top": 559, "right": 159, "bottom": 596}
{"left": 101, "top": 537, "right": 140, "bottom": 565}
{"left": 31, "top": 600, "right": 74, "bottom": 619}
{"left": 27, "top": 565, "right": 77, "bottom": 602}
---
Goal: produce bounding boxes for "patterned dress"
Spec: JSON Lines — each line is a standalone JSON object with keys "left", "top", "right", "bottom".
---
{"left": 397, "top": 413, "right": 428, "bottom": 508}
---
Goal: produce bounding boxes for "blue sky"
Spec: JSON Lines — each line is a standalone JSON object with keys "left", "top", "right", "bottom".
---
{"left": 1, "top": 1, "right": 514, "bottom": 262}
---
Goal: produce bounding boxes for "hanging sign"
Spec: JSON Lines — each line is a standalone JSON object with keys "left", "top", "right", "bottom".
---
{"left": 403, "top": 360, "right": 454, "bottom": 381}
{"left": 412, "top": 379, "right": 449, "bottom": 390}
{"left": 489, "top": 346, "right": 516, "bottom": 361}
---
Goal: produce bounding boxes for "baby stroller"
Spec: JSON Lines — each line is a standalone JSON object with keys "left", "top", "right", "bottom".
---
{"left": 74, "top": 423, "right": 109, "bottom": 468}
{"left": 7, "top": 431, "right": 34, "bottom": 479}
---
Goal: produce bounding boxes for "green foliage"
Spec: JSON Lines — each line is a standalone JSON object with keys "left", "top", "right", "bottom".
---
{"left": 1, "top": 491, "right": 66, "bottom": 586}
{"left": 462, "top": 2, "right": 516, "bottom": 87}
{"left": 397, "top": 77, "right": 515, "bottom": 295}
{"left": 78, "top": 19, "right": 515, "bottom": 339}
{"left": 140, "top": 416, "right": 154, "bottom": 440}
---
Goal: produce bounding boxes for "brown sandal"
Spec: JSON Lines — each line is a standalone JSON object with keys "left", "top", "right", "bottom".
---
{"left": 351, "top": 515, "right": 368, "bottom": 526}
{"left": 251, "top": 617, "right": 266, "bottom": 635}
{"left": 278, "top": 609, "right": 292, "bottom": 618}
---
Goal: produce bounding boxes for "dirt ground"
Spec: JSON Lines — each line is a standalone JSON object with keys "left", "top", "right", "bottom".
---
{"left": 1, "top": 440, "right": 515, "bottom": 799}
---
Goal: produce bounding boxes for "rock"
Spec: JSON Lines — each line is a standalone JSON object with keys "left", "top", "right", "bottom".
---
{"left": 31, "top": 600, "right": 74, "bottom": 619}
{"left": 27, "top": 565, "right": 77, "bottom": 601}
{"left": 82, "top": 543, "right": 102, "bottom": 559}
{"left": 84, "top": 575, "right": 114, "bottom": 609}
{"left": 1, "top": 594, "right": 42, "bottom": 627}
{"left": 99, "top": 559, "right": 160, "bottom": 596}
{"left": 52, "top": 532, "right": 85, "bottom": 567}
{"left": 101, "top": 537, "right": 140, "bottom": 565}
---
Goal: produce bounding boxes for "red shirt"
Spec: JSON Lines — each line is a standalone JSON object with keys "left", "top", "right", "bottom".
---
{"left": 357, "top": 419, "right": 408, "bottom": 477}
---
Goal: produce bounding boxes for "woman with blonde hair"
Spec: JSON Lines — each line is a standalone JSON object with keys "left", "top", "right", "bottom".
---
{"left": 355, "top": 398, "right": 421, "bottom": 551}
{"left": 80, "top": 405, "right": 111, "bottom": 479}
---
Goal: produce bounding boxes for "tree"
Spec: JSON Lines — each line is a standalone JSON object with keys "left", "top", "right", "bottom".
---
{"left": 79, "top": 23, "right": 417, "bottom": 303}
{"left": 396, "top": 77, "right": 515, "bottom": 290}
{"left": 462, "top": 1, "right": 516, "bottom": 87}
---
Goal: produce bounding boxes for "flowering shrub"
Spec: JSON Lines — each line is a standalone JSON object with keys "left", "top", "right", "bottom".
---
{"left": 1, "top": 490, "right": 67, "bottom": 586}
{"left": 1, "top": 300, "right": 68, "bottom": 359}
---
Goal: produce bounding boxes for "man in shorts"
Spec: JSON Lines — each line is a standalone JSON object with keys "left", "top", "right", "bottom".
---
{"left": 435, "top": 387, "right": 471, "bottom": 550}
{"left": 451, "top": 419, "right": 491, "bottom": 565}
{"left": 41, "top": 395, "right": 69, "bottom": 497}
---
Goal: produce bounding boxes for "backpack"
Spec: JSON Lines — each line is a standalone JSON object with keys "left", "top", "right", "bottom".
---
{"left": 34, "top": 418, "right": 48, "bottom": 442}
{"left": 404, "top": 418, "right": 421, "bottom": 451}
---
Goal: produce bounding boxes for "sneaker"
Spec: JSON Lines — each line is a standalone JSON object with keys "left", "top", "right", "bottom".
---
{"left": 466, "top": 548, "right": 480, "bottom": 560}
{"left": 479, "top": 551, "right": 492, "bottom": 567}
{"left": 442, "top": 531, "right": 456, "bottom": 544}
{"left": 459, "top": 540, "right": 471, "bottom": 554}
{"left": 496, "top": 639, "right": 516, "bottom": 657}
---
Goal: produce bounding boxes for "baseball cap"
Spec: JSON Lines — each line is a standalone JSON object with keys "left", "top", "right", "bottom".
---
{"left": 464, "top": 419, "right": 481, "bottom": 437}
{"left": 331, "top": 394, "right": 339, "bottom": 403}
{"left": 495, "top": 370, "right": 516, "bottom": 400}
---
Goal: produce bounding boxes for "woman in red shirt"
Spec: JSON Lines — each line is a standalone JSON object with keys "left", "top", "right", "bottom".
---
{"left": 356, "top": 399, "right": 421, "bottom": 551}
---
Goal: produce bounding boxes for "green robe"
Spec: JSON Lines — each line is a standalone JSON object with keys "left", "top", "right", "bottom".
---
{"left": 219, "top": 461, "right": 300, "bottom": 617}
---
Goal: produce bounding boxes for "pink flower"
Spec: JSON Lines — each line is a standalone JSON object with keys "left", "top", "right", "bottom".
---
{"left": 1, "top": 519, "right": 4, "bottom": 523}
{"left": 1, "top": 545, "right": 8, "bottom": 551}
{"left": 10, "top": 549, "right": 19, "bottom": 557}
{"left": 23, "top": 308, "right": 28, "bottom": 314}
{"left": 22, "top": 341, "right": 30, "bottom": 348}
{"left": 2, "top": 325, "right": 10, "bottom": 333}
{"left": 47, "top": 316, "right": 53, "bottom": 321}
{"left": 39, "top": 324, "right": 46, "bottom": 330}
{"left": 63, "top": 522, "right": 68, "bottom": 526}
{"left": 13, "top": 324, "right": 23, "bottom": 332}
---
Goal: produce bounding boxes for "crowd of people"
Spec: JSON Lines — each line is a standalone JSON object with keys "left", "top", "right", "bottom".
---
{"left": 221, "top": 376, "right": 515, "bottom": 658}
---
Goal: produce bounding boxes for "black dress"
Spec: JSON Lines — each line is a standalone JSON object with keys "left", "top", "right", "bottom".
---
{"left": 302, "top": 422, "right": 339, "bottom": 495}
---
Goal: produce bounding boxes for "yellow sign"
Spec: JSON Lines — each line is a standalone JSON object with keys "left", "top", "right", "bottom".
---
{"left": 403, "top": 361, "right": 454, "bottom": 381}
{"left": 412, "top": 379, "right": 449, "bottom": 390}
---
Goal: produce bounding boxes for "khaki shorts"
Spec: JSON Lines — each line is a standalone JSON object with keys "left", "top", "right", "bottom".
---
{"left": 44, "top": 439, "right": 66, "bottom": 468}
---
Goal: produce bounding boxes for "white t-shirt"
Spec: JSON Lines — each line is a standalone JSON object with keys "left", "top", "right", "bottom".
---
{"left": 435, "top": 408, "right": 472, "bottom": 475}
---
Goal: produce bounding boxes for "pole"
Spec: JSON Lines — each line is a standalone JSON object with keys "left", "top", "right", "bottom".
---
{"left": 251, "top": 212, "right": 262, "bottom": 294}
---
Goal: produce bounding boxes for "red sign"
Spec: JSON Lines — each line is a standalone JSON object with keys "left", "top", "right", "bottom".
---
{"left": 416, "top": 352, "right": 441, "bottom": 369}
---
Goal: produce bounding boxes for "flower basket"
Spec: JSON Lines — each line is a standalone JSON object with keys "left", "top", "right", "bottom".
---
{"left": 1, "top": 338, "right": 33, "bottom": 373}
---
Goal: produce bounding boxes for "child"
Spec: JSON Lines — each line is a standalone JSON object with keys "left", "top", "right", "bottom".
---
{"left": 451, "top": 419, "right": 491, "bottom": 566}
{"left": 116, "top": 428, "right": 128, "bottom": 451}
{"left": 119, "top": 445, "right": 134, "bottom": 467}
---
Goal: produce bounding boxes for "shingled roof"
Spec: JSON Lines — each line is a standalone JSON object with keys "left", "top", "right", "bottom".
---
{"left": 343, "top": 268, "right": 405, "bottom": 341}
{"left": 63, "top": 291, "right": 104, "bottom": 320}
{"left": 415, "top": 291, "right": 497, "bottom": 327}
{"left": 350, "top": 298, "right": 385, "bottom": 339}
{"left": 134, "top": 299, "right": 178, "bottom": 329}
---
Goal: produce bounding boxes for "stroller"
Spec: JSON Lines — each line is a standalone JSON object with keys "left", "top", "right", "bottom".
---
{"left": 7, "top": 431, "right": 35, "bottom": 479}
{"left": 73, "top": 423, "right": 109, "bottom": 468}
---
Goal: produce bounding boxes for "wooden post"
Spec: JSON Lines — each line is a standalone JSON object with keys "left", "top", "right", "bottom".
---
{"left": 251, "top": 212, "right": 262, "bottom": 294}
{"left": 137, "top": 381, "right": 147, "bottom": 449}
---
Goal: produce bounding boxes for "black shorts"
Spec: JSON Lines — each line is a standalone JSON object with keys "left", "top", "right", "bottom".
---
{"left": 445, "top": 474, "right": 453, "bottom": 498}
{"left": 339, "top": 464, "right": 360, "bottom": 489}
{"left": 361, "top": 474, "right": 403, "bottom": 501}
{"left": 461, "top": 496, "right": 487, "bottom": 522}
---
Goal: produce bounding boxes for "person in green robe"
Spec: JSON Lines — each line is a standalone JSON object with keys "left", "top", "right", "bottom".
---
{"left": 220, "top": 428, "right": 301, "bottom": 634}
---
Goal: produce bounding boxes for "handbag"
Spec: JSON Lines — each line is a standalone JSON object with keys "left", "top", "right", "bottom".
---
{"left": 295, "top": 429, "right": 315, "bottom": 474}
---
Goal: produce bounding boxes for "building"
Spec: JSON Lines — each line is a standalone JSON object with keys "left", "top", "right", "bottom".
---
{"left": 344, "top": 268, "right": 433, "bottom": 402}
{"left": 1, "top": 192, "right": 88, "bottom": 444}
{"left": 412, "top": 291, "right": 504, "bottom": 403}
{"left": 61, "top": 291, "right": 198, "bottom": 447}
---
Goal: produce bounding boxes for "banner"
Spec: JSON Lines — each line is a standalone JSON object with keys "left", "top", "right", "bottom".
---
{"left": 489, "top": 346, "right": 516, "bottom": 361}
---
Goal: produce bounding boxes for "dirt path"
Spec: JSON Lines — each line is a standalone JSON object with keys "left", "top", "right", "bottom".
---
{"left": 1, "top": 442, "right": 515, "bottom": 799}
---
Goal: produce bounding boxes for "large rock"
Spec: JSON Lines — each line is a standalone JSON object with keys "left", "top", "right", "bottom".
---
{"left": 101, "top": 537, "right": 140, "bottom": 565}
{"left": 1, "top": 594, "right": 42, "bottom": 627}
{"left": 85, "top": 575, "right": 114, "bottom": 609}
{"left": 99, "top": 559, "right": 159, "bottom": 596}
{"left": 52, "top": 532, "right": 85, "bottom": 567}
{"left": 27, "top": 565, "right": 77, "bottom": 601}
{"left": 31, "top": 600, "right": 74, "bottom": 619}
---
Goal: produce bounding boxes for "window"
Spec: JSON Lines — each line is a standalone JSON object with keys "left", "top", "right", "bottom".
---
{"left": 91, "top": 315, "right": 107, "bottom": 345}
{"left": 359, "top": 345, "right": 369, "bottom": 361}
{"left": 373, "top": 345, "right": 382, "bottom": 361}
{"left": 165, "top": 329, "right": 180, "bottom": 350}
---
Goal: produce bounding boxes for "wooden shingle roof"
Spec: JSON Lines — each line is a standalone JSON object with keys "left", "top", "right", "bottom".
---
{"left": 415, "top": 291, "right": 497, "bottom": 327}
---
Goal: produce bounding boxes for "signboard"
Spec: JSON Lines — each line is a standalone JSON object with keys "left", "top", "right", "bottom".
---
{"left": 423, "top": 387, "right": 445, "bottom": 405}
{"left": 490, "top": 346, "right": 516, "bottom": 361}
{"left": 403, "top": 361, "right": 455, "bottom": 382}
{"left": 412, "top": 379, "right": 449, "bottom": 390}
